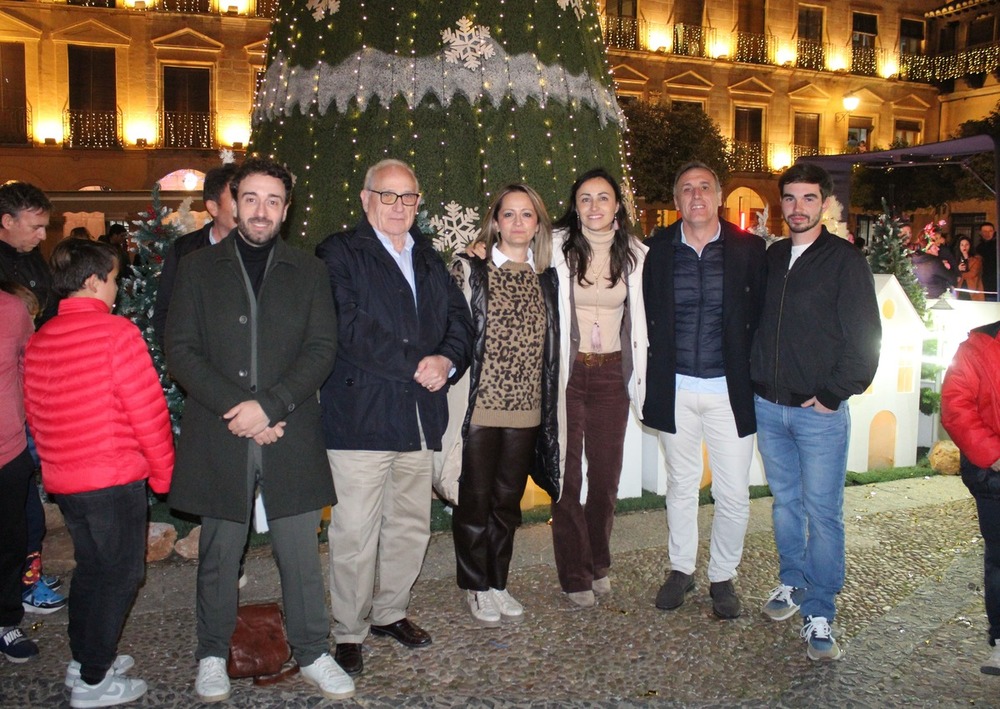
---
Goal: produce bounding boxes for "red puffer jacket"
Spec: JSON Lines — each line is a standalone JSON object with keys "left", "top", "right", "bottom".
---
{"left": 941, "top": 320, "right": 1000, "bottom": 498}
{"left": 23, "top": 297, "right": 173, "bottom": 495}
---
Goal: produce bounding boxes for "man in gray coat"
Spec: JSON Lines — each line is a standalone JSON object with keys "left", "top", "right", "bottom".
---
{"left": 166, "top": 158, "right": 353, "bottom": 702}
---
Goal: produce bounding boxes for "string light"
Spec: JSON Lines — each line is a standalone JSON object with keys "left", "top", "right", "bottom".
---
{"left": 250, "top": 0, "right": 633, "bottom": 249}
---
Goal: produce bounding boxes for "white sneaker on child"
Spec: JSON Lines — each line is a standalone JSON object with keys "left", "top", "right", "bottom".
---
{"left": 65, "top": 655, "right": 135, "bottom": 688}
{"left": 70, "top": 673, "right": 147, "bottom": 709}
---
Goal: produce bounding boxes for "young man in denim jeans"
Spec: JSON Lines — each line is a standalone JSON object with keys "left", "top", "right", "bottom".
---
{"left": 750, "top": 163, "right": 881, "bottom": 661}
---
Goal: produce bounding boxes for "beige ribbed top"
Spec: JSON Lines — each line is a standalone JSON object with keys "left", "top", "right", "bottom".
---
{"left": 574, "top": 226, "right": 626, "bottom": 354}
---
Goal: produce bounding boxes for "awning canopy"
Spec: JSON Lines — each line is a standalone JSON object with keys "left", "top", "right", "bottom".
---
{"left": 797, "top": 134, "right": 1000, "bottom": 296}
{"left": 796, "top": 134, "right": 999, "bottom": 216}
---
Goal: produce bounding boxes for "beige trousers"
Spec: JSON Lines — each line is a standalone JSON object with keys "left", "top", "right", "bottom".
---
{"left": 326, "top": 449, "right": 433, "bottom": 643}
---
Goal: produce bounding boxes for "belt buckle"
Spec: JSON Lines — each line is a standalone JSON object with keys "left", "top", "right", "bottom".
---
{"left": 583, "top": 352, "right": 597, "bottom": 367}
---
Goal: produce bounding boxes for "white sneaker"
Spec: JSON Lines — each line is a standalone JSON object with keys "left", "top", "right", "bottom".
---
{"left": 299, "top": 653, "right": 355, "bottom": 700}
{"left": 195, "top": 656, "right": 230, "bottom": 703}
{"left": 466, "top": 590, "right": 501, "bottom": 628}
{"left": 65, "top": 655, "right": 135, "bottom": 688}
{"left": 490, "top": 588, "right": 525, "bottom": 622}
{"left": 70, "top": 673, "right": 147, "bottom": 709}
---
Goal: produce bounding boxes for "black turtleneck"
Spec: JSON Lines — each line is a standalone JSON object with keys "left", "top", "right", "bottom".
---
{"left": 235, "top": 232, "right": 277, "bottom": 297}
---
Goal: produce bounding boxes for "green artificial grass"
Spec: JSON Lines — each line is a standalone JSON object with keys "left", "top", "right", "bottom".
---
{"left": 150, "top": 456, "right": 938, "bottom": 543}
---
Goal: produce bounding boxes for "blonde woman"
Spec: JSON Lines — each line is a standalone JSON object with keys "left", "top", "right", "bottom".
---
{"left": 444, "top": 184, "right": 560, "bottom": 627}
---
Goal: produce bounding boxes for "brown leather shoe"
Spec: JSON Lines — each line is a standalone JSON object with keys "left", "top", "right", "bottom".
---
{"left": 334, "top": 643, "right": 363, "bottom": 677}
{"left": 370, "top": 618, "right": 432, "bottom": 648}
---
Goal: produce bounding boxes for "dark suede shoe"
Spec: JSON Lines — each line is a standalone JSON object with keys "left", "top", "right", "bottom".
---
{"left": 710, "top": 580, "right": 742, "bottom": 619}
{"left": 655, "top": 570, "right": 695, "bottom": 610}
{"left": 370, "top": 618, "right": 432, "bottom": 647}
{"left": 334, "top": 643, "right": 363, "bottom": 677}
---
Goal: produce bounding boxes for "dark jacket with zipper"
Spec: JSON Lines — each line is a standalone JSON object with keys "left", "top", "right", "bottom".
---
{"left": 456, "top": 254, "right": 560, "bottom": 498}
{"left": 750, "top": 227, "right": 881, "bottom": 411}
{"left": 316, "top": 217, "right": 473, "bottom": 452}
{"left": 642, "top": 218, "right": 766, "bottom": 437}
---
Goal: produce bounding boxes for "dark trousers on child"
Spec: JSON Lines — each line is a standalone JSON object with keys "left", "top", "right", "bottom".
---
{"left": 974, "top": 495, "right": 1000, "bottom": 646}
{"left": 0, "top": 448, "right": 33, "bottom": 627}
{"left": 453, "top": 424, "right": 537, "bottom": 591}
{"left": 59, "top": 480, "right": 147, "bottom": 685}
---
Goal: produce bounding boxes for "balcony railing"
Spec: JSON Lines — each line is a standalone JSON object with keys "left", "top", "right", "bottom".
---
{"left": 0, "top": 105, "right": 31, "bottom": 145}
{"left": 727, "top": 140, "right": 768, "bottom": 173}
{"left": 600, "top": 15, "right": 645, "bottom": 51}
{"left": 64, "top": 108, "right": 122, "bottom": 149}
{"left": 734, "top": 31, "right": 775, "bottom": 65}
{"left": 599, "top": 14, "right": 1000, "bottom": 86}
{"left": 254, "top": 0, "right": 279, "bottom": 18}
{"left": 159, "top": 111, "right": 215, "bottom": 149}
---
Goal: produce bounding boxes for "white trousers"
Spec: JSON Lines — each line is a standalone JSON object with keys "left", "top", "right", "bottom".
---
{"left": 659, "top": 388, "right": 753, "bottom": 582}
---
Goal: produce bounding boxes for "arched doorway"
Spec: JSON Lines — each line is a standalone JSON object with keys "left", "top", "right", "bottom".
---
{"left": 724, "top": 186, "right": 767, "bottom": 232}
{"left": 868, "top": 411, "right": 897, "bottom": 470}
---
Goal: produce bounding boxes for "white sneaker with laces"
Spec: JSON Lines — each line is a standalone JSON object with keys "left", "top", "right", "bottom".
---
{"left": 300, "top": 653, "right": 355, "bottom": 700}
{"left": 65, "top": 655, "right": 135, "bottom": 689}
{"left": 195, "top": 656, "right": 230, "bottom": 703}
{"left": 466, "top": 590, "right": 501, "bottom": 628}
{"left": 70, "top": 673, "right": 147, "bottom": 709}
{"left": 801, "top": 615, "right": 843, "bottom": 661}
{"left": 490, "top": 588, "right": 525, "bottom": 622}
{"left": 762, "top": 584, "right": 800, "bottom": 621}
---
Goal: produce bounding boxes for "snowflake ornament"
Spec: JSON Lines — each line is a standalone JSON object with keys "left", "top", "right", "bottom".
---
{"left": 429, "top": 201, "right": 480, "bottom": 253}
{"left": 557, "top": 0, "right": 586, "bottom": 20}
{"left": 441, "top": 17, "right": 495, "bottom": 70}
{"left": 306, "top": 0, "right": 340, "bottom": 21}
{"left": 219, "top": 148, "right": 235, "bottom": 165}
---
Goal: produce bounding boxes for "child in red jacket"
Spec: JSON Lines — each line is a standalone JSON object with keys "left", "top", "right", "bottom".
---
{"left": 23, "top": 238, "right": 173, "bottom": 709}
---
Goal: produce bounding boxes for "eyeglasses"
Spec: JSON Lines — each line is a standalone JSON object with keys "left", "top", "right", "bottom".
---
{"left": 369, "top": 189, "right": 420, "bottom": 206}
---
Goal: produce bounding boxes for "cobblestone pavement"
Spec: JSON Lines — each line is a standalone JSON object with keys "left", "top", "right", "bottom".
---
{"left": 2, "top": 476, "right": 997, "bottom": 708}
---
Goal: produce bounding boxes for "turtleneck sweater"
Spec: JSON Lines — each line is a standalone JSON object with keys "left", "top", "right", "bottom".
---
{"left": 574, "top": 226, "right": 626, "bottom": 354}
{"left": 235, "top": 232, "right": 277, "bottom": 297}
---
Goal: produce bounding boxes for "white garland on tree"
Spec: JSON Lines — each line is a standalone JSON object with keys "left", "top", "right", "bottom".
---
{"left": 557, "top": 0, "right": 586, "bottom": 20}
{"left": 254, "top": 48, "right": 623, "bottom": 128}
{"left": 429, "top": 201, "right": 480, "bottom": 253}
{"left": 441, "top": 17, "right": 495, "bottom": 70}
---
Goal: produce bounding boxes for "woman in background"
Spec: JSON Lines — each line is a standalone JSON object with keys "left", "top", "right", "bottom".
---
{"left": 956, "top": 235, "right": 986, "bottom": 301}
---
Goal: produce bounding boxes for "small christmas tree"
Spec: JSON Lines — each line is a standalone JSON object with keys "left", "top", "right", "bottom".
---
{"left": 113, "top": 184, "right": 186, "bottom": 432}
{"left": 867, "top": 200, "right": 927, "bottom": 319}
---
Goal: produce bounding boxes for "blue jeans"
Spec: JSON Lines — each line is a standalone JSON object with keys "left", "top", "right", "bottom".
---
{"left": 754, "top": 396, "right": 850, "bottom": 621}
{"left": 58, "top": 480, "right": 147, "bottom": 685}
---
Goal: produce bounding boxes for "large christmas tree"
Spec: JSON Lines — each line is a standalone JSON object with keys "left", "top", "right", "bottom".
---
{"left": 251, "top": 0, "right": 630, "bottom": 252}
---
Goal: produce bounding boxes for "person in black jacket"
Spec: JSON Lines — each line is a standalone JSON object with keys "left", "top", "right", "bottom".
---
{"left": 152, "top": 163, "right": 238, "bottom": 347}
{"left": 446, "top": 184, "right": 559, "bottom": 629}
{"left": 0, "top": 182, "right": 56, "bottom": 326}
{"left": 643, "top": 162, "right": 766, "bottom": 620}
{"left": 316, "top": 159, "right": 472, "bottom": 678}
{"left": 751, "top": 163, "right": 881, "bottom": 662}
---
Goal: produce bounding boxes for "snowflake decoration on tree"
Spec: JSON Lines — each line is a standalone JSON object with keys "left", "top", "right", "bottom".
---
{"left": 441, "top": 17, "right": 495, "bottom": 70}
{"left": 429, "top": 201, "right": 480, "bottom": 254}
{"left": 306, "top": 0, "right": 340, "bottom": 21}
{"left": 556, "top": 0, "right": 586, "bottom": 20}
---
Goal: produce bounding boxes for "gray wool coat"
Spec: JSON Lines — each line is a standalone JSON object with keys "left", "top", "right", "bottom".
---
{"left": 165, "top": 234, "right": 338, "bottom": 523}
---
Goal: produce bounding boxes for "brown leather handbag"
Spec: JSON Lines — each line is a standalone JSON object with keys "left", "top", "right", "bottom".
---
{"left": 227, "top": 602, "right": 299, "bottom": 686}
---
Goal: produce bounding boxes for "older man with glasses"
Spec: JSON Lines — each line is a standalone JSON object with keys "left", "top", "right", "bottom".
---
{"left": 315, "top": 159, "right": 473, "bottom": 679}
